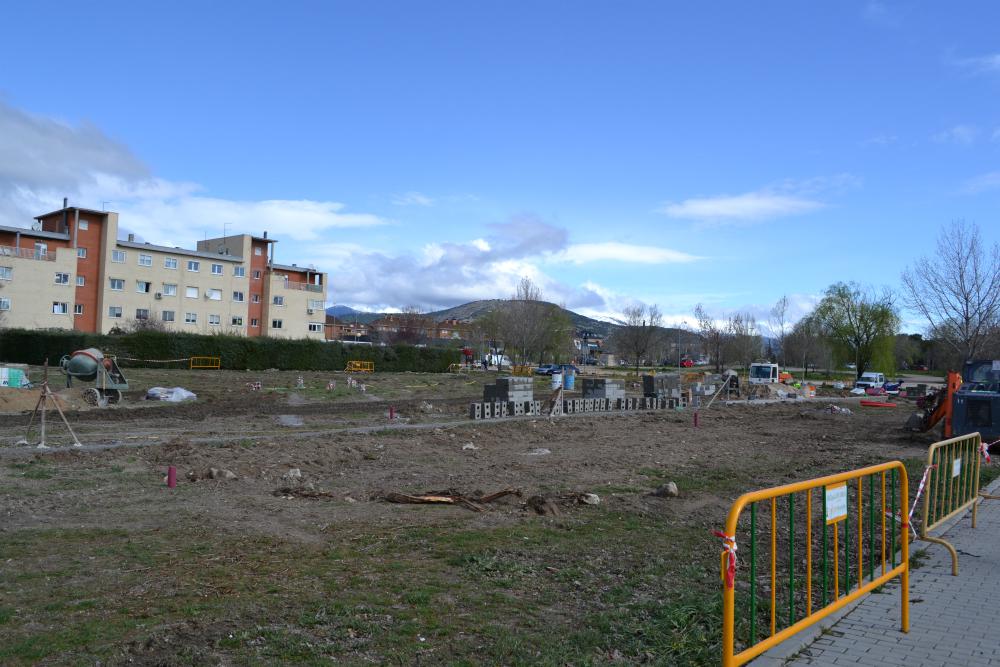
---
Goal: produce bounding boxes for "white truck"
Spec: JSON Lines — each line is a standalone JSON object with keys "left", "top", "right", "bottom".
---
{"left": 749, "top": 362, "right": 780, "bottom": 385}
{"left": 854, "top": 372, "right": 886, "bottom": 390}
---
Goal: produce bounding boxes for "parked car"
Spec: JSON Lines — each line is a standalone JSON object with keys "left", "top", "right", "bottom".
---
{"left": 583, "top": 358, "right": 598, "bottom": 365}
{"left": 680, "top": 359, "right": 695, "bottom": 368}
{"left": 534, "top": 364, "right": 559, "bottom": 375}
{"left": 855, "top": 372, "right": 886, "bottom": 390}
{"left": 914, "top": 365, "right": 929, "bottom": 371}
{"left": 557, "top": 364, "right": 580, "bottom": 374}
{"left": 845, "top": 363, "right": 857, "bottom": 370}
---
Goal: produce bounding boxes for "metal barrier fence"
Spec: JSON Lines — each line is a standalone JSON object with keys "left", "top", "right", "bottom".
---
{"left": 918, "top": 432, "right": 999, "bottom": 575}
{"left": 345, "top": 360, "right": 374, "bottom": 373}
{"left": 720, "top": 461, "right": 909, "bottom": 667}
{"left": 189, "top": 356, "right": 221, "bottom": 370}
{"left": 511, "top": 365, "right": 534, "bottom": 377}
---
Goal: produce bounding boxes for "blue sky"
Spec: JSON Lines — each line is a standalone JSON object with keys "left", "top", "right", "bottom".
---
{"left": 1, "top": 1, "right": 998, "bottom": 331}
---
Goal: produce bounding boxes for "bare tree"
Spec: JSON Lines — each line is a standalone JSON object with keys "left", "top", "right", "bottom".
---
{"left": 784, "top": 314, "right": 826, "bottom": 375}
{"left": 694, "top": 304, "right": 725, "bottom": 372}
{"left": 769, "top": 295, "right": 789, "bottom": 365}
{"left": 485, "top": 277, "right": 573, "bottom": 365}
{"left": 725, "top": 312, "right": 762, "bottom": 370}
{"left": 901, "top": 220, "right": 1000, "bottom": 364}
{"left": 613, "top": 304, "right": 663, "bottom": 374}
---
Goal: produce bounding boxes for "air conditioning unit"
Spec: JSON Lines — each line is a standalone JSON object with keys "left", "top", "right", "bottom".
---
{"left": 154, "top": 292, "right": 162, "bottom": 299}
{"left": 307, "top": 309, "right": 314, "bottom": 315}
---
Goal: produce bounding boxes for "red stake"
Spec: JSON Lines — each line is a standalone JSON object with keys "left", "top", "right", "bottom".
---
{"left": 389, "top": 406, "right": 396, "bottom": 421}
{"left": 693, "top": 411, "right": 700, "bottom": 428}
{"left": 167, "top": 466, "right": 177, "bottom": 488}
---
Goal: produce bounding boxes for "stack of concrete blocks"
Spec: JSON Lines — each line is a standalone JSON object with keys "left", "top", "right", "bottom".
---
{"left": 471, "top": 376, "right": 535, "bottom": 419}
{"left": 642, "top": 374, "right": 683, "bottom": 408}
{"left": 582, "top": 378, "right": 626, "bottom": 407}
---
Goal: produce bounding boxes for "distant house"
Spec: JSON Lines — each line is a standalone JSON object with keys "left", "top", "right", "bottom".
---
{"left": 324, "top": 316, "right": 371, "bottom": 342}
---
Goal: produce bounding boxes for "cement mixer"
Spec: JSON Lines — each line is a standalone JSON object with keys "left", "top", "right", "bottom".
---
{"left": 59, "top": 348, "right": 128, "bottom": 406}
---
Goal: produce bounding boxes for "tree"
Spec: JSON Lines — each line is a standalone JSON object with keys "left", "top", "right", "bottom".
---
{"left": 725, "top": 312, "right": 762, "bottom": 370}
{"left": 813, "top": 282, "right": 899, "bottom": 379}
{"left": 613, "top": 304, "right": 663, "bottom": 374}
{"left": 784, "top": 314, "right": 826, "bottom": 375}
{"left": 694, "top": 304, "right": 725, "bottom": 372}
{"left": 481, "top": 277, "right": 574, "bottom": 365}
{"left": 901, "top": 220, "right": 1000, "bottom": 364}
{"left": 769, "top": 295, "right": 790, "bottom": 365}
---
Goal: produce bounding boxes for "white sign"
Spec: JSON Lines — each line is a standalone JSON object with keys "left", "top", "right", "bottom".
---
{"left": 825, "top": 483, "right": 848, "bottom": 524}
{"left": 953, "top": 458, "right": 962, "bottom": 478}
{"left": 992, "top": 360, "right": 1000, "bottom": 371}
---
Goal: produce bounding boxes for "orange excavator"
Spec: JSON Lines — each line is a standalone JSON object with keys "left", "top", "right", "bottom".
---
{"left": 905, "top": 371, "right": 963, "bottom": 438}
{"left": 906, "top": 360, "right": 1000, "bottom": 443}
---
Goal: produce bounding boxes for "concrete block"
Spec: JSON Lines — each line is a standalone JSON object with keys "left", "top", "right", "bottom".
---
{"left": 470, "top": 402, "right": 482, "bottom": 419}
{"left": 483, "top": 402, "right": 492, "bottom": 418}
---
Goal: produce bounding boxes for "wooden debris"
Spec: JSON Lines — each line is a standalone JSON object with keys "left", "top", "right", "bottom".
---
{"left": 273, "top": 487, "right": 337, "bottom": 500}
{"left": 526, "top": 495, "right": 561, "bottom": 516}
{"left": 383, "top": 487, "right": 521, "bottom": 512}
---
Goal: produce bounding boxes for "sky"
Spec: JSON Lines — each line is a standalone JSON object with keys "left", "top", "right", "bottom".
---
{"left": 1, "top": 1, "right": 998, "bottom": 332}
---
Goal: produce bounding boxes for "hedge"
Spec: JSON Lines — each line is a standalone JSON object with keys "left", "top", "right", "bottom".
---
{"left": 0, "top": 329, "right": 460, "bottom": 372}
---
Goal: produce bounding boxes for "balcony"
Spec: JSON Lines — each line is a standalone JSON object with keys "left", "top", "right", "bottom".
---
{"left": 0, "top": 245, "right": 56, "bottom": 261}
{"left": 284, "top": 280, "right": 324, "bottom": 293}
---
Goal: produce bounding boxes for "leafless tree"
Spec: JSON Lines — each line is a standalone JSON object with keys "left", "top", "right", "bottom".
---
{"left": 485, "top": 277, "right": 573, "bottom": 364}
{"left": 122, "top": 314, "right": 168, "bottom": 333}
{"left": 784, "top": 314, "right": 826, "bottom": 375}
{"left": 694, "top": 303, "right": 725, "bottom": 372}
{"left": 725, "top": 312, "right": 762, "bottom": 370}
{"left": 612, "top": 304, "right": 663, "bottom": 374}
{"left": 901, "top": 220, "right": 1000, "bottom": 364}
{"left": 769, "top": 295, "right": 789, "bottom": 365}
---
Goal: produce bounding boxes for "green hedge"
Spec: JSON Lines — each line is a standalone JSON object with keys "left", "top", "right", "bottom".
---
{"left": 0, "top": 329, "right": 460, "bottom": 372}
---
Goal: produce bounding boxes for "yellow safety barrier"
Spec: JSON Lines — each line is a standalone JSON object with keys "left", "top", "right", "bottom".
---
{"left": 720, "top": 461, "right": 909, "bottom": 667}
{"left": 511, "top": 365, "right": 534, "bottom": 377}
{"left": 345, "top": 360, "right": 374, "bottom": 373}
{"left": 189, "top": 356, "right": 221, "bottom": 370}
{"left": 448, "top": 363, "right": 464, "bottom": 373}
{"left": 919, "top": 432, "right": 999, "bottom": 575}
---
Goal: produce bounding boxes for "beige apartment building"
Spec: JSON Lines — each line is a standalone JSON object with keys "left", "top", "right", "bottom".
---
{"left": 0, "top": 203, "right": 327, "bottom": 339}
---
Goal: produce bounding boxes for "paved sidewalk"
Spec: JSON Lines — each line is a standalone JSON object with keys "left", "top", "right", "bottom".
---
{"left": 777, "top": 485, "right": 1000, "bottom": 666}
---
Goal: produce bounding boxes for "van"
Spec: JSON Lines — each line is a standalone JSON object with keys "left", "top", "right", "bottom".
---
{"left": 854, "top": 372, "right": 886, "bottom": 390}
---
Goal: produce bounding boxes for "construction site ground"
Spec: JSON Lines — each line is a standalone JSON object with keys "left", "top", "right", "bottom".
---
{"left": 0, "top": 368, "right": 980, "bottom": 665}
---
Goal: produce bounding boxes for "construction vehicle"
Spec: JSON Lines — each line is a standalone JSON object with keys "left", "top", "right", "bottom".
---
{"left": 59, "top": 348, "right": 128, "bottom": 406}
{"left": 906, "top": 360, "right": 1000, "bottom": 441}
{"left": 749, "top": 362, "right": 792, "bottom": 384}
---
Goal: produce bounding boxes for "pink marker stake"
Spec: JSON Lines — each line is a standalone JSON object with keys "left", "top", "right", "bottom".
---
{"left": 693, "top": 411, "right": 700, "bottom": 428}
{"left": 167, "top": 466, "right": 177, "bottom": 488}
{"left": 389, "top": 406, "right": 396, "bottom": 421}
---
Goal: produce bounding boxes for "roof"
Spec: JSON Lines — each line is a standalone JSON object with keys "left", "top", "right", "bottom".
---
{"left": 270, "top": 262, "right": 320, "bottom": 273}
{"left": 116, "top": 240, "right": 244, "bottom": 262}
{"left": 0, "top": 224, "right": 71, "bottom": 241}
{"left": 34, "top": 206, "right": 111, "bottom": 220}
{"left": 251, "top": 235, "right": 277, "bottom": 244}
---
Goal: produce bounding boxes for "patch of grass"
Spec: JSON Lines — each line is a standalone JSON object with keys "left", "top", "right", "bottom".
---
{"left": 9, "top": 460, "right": 53, "bottom": 480}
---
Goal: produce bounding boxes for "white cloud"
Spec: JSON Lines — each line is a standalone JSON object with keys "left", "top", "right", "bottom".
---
{"left": 862, "top": 134, "right": 898, "bottom": 147}
{"left": 862, "top": 2, "right": 900, "bottom": 27}
{"left": 391, "top": 191, "right": 434, "bottom": 207}
{"left": 553, "top": 242, "right": 699, "bottom": 265}
{"left": 660, "top": 191, "right": 823, "bottom": 223}
{"left": 953, "top": 53, "right": 1000, "bottom": 76}
{"left": 933, "top": 124, "right": 979, "bottom": 145}
{"left": 962, "top": 171, "right": 1000, "bottom": 194}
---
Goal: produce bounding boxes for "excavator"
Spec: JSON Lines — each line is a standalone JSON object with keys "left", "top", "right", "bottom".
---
{"left": 906, "top": 360, "right": 1000, "bottom": 442}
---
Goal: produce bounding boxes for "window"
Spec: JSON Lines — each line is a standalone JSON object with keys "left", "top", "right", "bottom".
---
{"left": 232, "top": 291, "right": 244, "bottom": 302}
{"left": 255, "top": 247, "right": 263, "bottom": 256}
{"left": 231, "top": 315, "right": 244, "bottom": 326}
{"left": 185, "top": 312, "right": 197, "bottom": 324}
{"left": 308, "top": 322, "right": 323, "bottom": 333}
{"left": 163, "top": 283, "right": 177, "bottom": 296}
{"left": 35, "top": 242, "right": 48, "bottom": 259}
{"left": 251, "top": 294, "right": 261, "bottom": 304}
{"left": 138, "top": 254, "right": 152, "bottom": 267}
{"left": 52, "top": 302, "right": 68, "bottom": 314}
{"left": 211, "top": 263, "right": 223, "bottom": 275}
{"left": 308, "top": 299, "right": 324, "bottom": 310}
{"left": 109, "top": 306, "right": 122, "bottom": 319}
{"left": 135, "top": 308, "right": 150, "bottom": 320}
{"left": 161, "top": 310, "right": 175, "bottom": 322}
{"left": 79, "top": 220, "right": 89, "bottom": 230}
{"left": 187, "top": 260, "right": 200, "bottom": 272}
{"left": 186, "top": 287, "right": 198, "bottom": 299}
{"left": 271, "top": 319, "right": 283, "bottom": 329}
{"left": 74, "top": 304, "right": 84, "bottom": 315}
{"left": 112, "top": 250, "right": 126, "bottom": 263}
{"left": 233, "top": 266, "right": 245, "bottom": 277}
{"left": 136, "top": 280, "right": 152, "bottom": 293}
{"left": 209, "top": 314, "right": 221, "bottom": 326}
{"left": 251, "top": 318, "right": 259, "bottom": 328}
{"left": 0, "top": 266, "right": 12, "bottom": 281}
{"left": 109, "top": 278, "right": 124, "bottom": 291}
{"left": 273, "top": 296, "right": 284, "bottom": 306}
{"left": 0, "top": 297, "right": 10, "bottom": 311}
{"left": 77, "top": 247, "right": 87, "bottom": 258}
{"left": 55, "top": 272, "right": 70, "bottom": 284}
{"left": 252, "top": 270, "right": 261, "bottom": 280}
{"left": 207, "top": 288, "right": 222, "bottom": 301}
{"left": 76, "top": 276, "right": 85, "bottom": 286}
{"left": 164, "top": 257, "right": 178, "bottom": 269}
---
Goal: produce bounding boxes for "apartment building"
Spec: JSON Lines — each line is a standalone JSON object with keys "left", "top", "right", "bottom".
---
{"left": 0, "top": 203, "right": 327, "bottom": 339}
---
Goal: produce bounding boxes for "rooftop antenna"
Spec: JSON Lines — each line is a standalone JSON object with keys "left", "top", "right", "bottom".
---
{"left": 102, "top": 201, "right": 112, "bottom": 211}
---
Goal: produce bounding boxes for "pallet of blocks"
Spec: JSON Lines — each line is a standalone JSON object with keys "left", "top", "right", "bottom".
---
{"left": 470, "top": 376, "right": 536, "bottom": 420}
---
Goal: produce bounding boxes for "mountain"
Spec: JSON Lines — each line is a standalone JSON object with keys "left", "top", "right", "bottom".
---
{"left": 324, "top": 305, "right": 382, "bottom": 324}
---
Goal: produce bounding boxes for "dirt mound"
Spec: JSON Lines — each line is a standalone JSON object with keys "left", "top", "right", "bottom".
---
{"left": 0, "top": 387, "right": 88, "bottom": 414}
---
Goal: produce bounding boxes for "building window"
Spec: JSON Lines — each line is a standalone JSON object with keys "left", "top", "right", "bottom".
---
{"left": 138, "top": 254, "right": 152, "bottom": 267}
{"left": 185, "top": 312, "right": 197, "bottom": 324}
{"left": 74, "top": 304, "right": 84, "bottom": 315}
{"left": 231, "top": 316, "right": 244, "bottom": 326}
{"left": 110, "top": 278, "right": 124, "bottom": 291}
{"left": 252, "top": 270, "right": 261, "bottom": 280}
{"left": 208, "top": 314, "right": 221, "bottom": 326}
{"left": 135, "top": 308, "right": 150, "bottom": 320}
{"left": 35, "top": 242, "right": 48, "bottom": 259}
{"left": 77, "top": 247, "right": 87, "bottom": 258}
{"left": 136, "top": 280, "right": 152, "bottom": 293}
{"left": 251, "top": 318, "right": 259, "bottom": 327}
{"left": 0, "top": 266, "right": 12, "bottom": 281}
{"left": 164, "top": 257, "right": 178, "bottom": 269}
{"left": 109, "top": 306, "right": 122, "bottom": 318}
{"left": 112, "top": 250, "right": 126, "bottom": 263}
{"left": 0, "top": 297, "right": 10, "bottom": 311}
{"left": 186, "top": 287, "right": 198, "bottom": 299}
{"left": 255, "top": 247, "right": 263, "bottom": 256}
{"left": 76, "top": 276, "right": 85, "bottom": 286}
{"left": 207, "top": 288, "right": 222, "bottom": 301}
{"left": 232, "top": 291, "right": 244, "bottom": 302}
{"left": 79, "top": 220, "right": 89, "bottom": 230}
{"left": 308, "top": 299, "right": 324, "bottom": 310}
{"left": 211, "top": 263, "right": 223, "bottom": 275}
{"left": 55, "top": 272, "right": 70, "bottom": 284}
{"left": 161, "top": 310, "right": 175, "bottom": 322}
{"left": 163, "top": 283, "right": 177, "bottom": 296}
{"left": 273, "top": 296, "right": 284, "bottom": 306}
{"left": 271, "top": 319, "right": 283, "bottom": 329}
{"left": 308, "top": 322, "right": 323, "bottom": 333}
{"left": 234, "top": 266, "right": 246, "bottom": 277}
{"left": 187, "top": 260, "right": 200, "bottom": 272}
{"left": 52, "top": 302, "right": 69, "bottom": 314}
{"left": 252, "top": 294, "right": 261, "bottom": 304}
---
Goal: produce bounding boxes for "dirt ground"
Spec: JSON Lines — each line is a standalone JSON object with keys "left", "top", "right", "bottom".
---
{"left": 0, "top": 367, "right": 966, "bottom": 665}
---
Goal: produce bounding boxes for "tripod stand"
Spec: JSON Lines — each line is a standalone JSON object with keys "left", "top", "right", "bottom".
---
{"left": 23, "top": 361, "right": 81, "bottom": 448}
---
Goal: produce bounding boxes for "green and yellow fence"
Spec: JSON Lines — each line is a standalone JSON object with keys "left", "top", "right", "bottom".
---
{"left": 345, "top": 360, "right": 374, "bottom": 373}
{"left": 918, "top": 432, "right": 999, "bottom": 575}
{"left": 189, "top": 356, "right": 221, "bottom": 370}
{"left": 720, "top": 462, "right": 910, "bottom": 667}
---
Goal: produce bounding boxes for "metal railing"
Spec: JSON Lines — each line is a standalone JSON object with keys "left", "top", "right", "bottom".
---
{"left": 189, "top": 356, "right": 221, "bottom": 370}
{"left": 283, "top": 281, "right": 324, "bottom": 292}
{"left": 0, "top": 245, "right": 57, "bottom": 261}
{"left": 346, "top": 360, "right": 374, "bottom": 373}
{"left": 720, "top": 461, "right": 909, "bottom": 666}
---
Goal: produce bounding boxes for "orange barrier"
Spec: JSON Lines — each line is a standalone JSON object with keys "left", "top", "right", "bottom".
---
{"left": 189, "top": 356, "right": 221, "bottom": 369}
